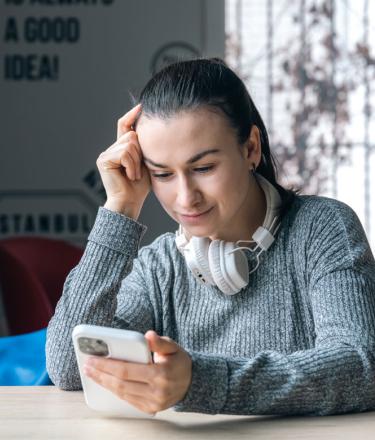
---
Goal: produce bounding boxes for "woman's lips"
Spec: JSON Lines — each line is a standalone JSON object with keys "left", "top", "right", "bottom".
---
{"left": 179, "top": 207, "right": 214, "bottom": 224}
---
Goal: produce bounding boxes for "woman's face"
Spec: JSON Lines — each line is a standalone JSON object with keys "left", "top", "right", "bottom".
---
{"left": 136, "top": 107, "right": 262, "bottom": 241}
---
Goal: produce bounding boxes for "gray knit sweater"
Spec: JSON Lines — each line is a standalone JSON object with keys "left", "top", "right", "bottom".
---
{"left": 46, "top": 194, "right": 375, "bottom": 416}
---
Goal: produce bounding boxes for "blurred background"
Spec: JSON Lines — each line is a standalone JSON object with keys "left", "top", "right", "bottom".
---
{"left": 0, "top": 1, "right": 374, "bottom": 340}
{"left": 226, "top": 0, "right": 375, "bottom": 250}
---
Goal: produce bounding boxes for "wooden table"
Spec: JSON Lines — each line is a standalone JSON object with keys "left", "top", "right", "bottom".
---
{"left": 1, "top": 386, "right": 375, "bottom": 439}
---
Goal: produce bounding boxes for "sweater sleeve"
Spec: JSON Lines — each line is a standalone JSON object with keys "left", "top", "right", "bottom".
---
{"left": 46, "top": 207, "right": 154, "bottom": 390}
{"left": 173, "top": 200, "right": 375, "bottom": 416}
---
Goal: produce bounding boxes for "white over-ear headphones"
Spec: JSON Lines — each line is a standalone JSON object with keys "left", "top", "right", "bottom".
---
{"left": 175, "top": 173, "right": 282, "bottom": 295}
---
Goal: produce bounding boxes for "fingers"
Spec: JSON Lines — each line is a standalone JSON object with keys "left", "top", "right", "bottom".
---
{"left": 84, "top": 365, "right": 149, "bottom": 398}
{"left": 117, "top": 135, "right": 142, "bottom": 179}
{"left": 97, "top": 133, "right": 143, "bottom": 181}
{"left": 84, "top": 361, "right": 159, "bottom": 414}
{"left": 117, "top": 103, "right": 142, "bottom": 140}
{"left": 99, "top": 107, "right": 143, "bottom": 181}
{"left": 120, "top": 394, "right": 157, "bottom": 416}
{"left": 144, "top": 331, "right": 179, "bottom": 356}
{"left": 95, "top": 103, "right": 150, "bottom": 218}
{"left": 83, "top": 342, "right": 191, "bottom": 415}
{"left": 85, "top": 357, "right": 154, "bottom": 383}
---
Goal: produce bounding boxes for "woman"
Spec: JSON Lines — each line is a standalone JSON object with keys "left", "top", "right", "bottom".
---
{"left": 46, "top": 58, "right": 375, "bottom": 416}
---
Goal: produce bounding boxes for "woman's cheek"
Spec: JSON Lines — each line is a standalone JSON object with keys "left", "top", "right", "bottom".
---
{"left": 207, "top": 171, "right": 231, "bottom": 191}
{"left": 152, "top": 183, "right": 176, "bottom": 216}
{"left": 152, "top": 179, "right": 169, "bottom": 198}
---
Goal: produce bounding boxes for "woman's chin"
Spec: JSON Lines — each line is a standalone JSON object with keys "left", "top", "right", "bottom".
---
{"left": 183, "top": 224, "right": 217, "bottom": 239}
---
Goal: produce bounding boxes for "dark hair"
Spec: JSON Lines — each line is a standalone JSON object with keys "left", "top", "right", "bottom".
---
{"left": 134, "top": 57, "right": 296, "bottom": 216}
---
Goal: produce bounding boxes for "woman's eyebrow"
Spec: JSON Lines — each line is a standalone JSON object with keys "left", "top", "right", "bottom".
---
{"left": 143, "top": 148, "right": 221, "bottom": 168}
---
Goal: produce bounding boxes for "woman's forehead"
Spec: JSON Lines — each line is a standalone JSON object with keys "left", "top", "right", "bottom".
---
{"left": 136, "top": 108, "right": 236, "bottom": 150}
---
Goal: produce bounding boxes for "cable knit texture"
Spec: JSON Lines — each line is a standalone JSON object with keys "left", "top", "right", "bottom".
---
{"left": 46, "top": 195, "right": 375, "bottom": 416}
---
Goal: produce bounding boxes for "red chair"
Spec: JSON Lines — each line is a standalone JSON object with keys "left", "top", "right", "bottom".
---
{"left": 0, "top": 237, "right": 83, "bottom": 335}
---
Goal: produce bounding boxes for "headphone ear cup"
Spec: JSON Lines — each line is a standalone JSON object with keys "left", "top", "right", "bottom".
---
{"left": 208, "top": 240, "right": 249, "bottom": 295}
{"left": 208, "top": 240, "right": 234, "bottom": 295}
{"left": 186, "top": 237, "right": 215, "bottom": 285}
{"left": 222, "top": 242, "right": 249, "bottom": 291}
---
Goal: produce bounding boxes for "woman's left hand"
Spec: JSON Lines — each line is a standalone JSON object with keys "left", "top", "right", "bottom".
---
{"left": 83, "top": 330, "right": 192, "bottom": 414}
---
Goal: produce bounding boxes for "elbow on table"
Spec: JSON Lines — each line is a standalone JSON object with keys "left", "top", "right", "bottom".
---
{"left": 46, "top": 360, "right": 82, "bottom": 391}
{"left": 48, "top": 372, "right": 83, "bottom": 391}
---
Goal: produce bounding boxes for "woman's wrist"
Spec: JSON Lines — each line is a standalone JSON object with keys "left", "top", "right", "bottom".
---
{"left": 103, "top": 199, "right": 141, "bottom": 220}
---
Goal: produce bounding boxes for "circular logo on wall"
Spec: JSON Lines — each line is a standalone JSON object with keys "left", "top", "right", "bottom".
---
{"left": 151, "top": 42, "right": 201, "bottom": 74}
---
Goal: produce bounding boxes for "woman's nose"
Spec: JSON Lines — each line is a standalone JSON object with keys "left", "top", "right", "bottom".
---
{"left": 176, "top": 177, "right": 202, "bottom": 209}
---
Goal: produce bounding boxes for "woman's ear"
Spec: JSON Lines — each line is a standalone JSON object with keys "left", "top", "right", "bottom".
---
{"left": 243, "top": 125, "right": 262, "bottom": 169}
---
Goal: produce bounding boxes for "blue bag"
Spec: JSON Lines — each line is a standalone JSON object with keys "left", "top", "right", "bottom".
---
{"left": 0, "top": 328, "right": 52, "bottom": 386}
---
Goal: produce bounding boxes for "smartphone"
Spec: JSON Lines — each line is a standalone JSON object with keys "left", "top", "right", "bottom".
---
{"left": 72, "top": 324, "right": 154, "bottom": 418}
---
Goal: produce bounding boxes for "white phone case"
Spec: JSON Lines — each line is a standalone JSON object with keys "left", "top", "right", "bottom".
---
{"left": 72, "top": 324, "right": 154, "bottom": 418}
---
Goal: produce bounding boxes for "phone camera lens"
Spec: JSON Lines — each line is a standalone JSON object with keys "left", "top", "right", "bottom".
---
{"left": 78, "top": 337, "right": 109, "bottom": 357}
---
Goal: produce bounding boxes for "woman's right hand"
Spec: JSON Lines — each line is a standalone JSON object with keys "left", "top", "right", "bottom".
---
{"left": 96, "top": 104, "right": 151, "bottom": 220}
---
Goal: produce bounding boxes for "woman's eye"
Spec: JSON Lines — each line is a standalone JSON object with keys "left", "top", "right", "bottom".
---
{"left": 194, "top": 166, "right": 214, "bottom": 173}
{"left": 152, "top": 165, "right": 214, "bottom": 179}
{"left": 151, "top": 172, "right": 172, "bottom": 179}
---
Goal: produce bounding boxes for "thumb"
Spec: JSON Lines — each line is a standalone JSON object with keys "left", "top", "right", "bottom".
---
{"left": 145, "top": 330, "right": 179, "bottom": 355}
